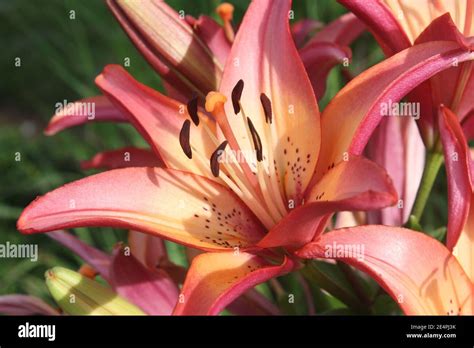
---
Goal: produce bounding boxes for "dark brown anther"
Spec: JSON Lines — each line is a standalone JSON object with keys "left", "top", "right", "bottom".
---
{"left": 247, "top": 117, "right": 263, "bottom": 162}
{"left": 179, "top": 119, "right": 192, "bottom": 159}
{"left": 260, "top": 93, "right": 272, "bottom": 124}
{"left": 210, "top": 141, "right": 228, "bottom": 177}
{"left": 187, "top": 94, "right": 200, "bottom": 126}
{"left": 231, "top": 79, "right": 244, "bottom": 114}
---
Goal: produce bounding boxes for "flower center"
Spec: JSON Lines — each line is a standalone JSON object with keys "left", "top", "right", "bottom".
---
{"left": 178, "top": 81, "right": 293, "bottom": 230}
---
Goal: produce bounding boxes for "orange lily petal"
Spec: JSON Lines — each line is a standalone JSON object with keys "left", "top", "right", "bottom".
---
{"left": 45, "top": 95, "right": 126, "bottom": 136}
{"left": 96, "top": 65, "right": 219, "bottom": 181}
{"left": 297, "top": 226, "right": 474, "bottom": 315}
{"left": 258, "top": 156, "right": 397, "bottom": 249}
{"left": 18, "top": 167, "right": 265, "bottom": 251}
{"left": 439, "top": 105, "right": 472, "bottom": 250}
{"left": 81, "top": 146, "right": 163, "bottom": 170}
{"left": 454, "top": 191, "right": 474, "bottom": 283}
{"left": 314, "top": 40, "right": 474, "bottom": 183}
{"left": 219, "top": 0, "right": 320, "bottom": 203}
{"left": 173, "top": 252, "right": 294, "bottom": 315}
{"left": 384, "top": 0, "right": 474, "bottom": 40}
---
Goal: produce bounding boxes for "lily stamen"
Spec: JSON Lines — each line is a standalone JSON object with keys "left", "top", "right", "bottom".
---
{"left": 258, "top": 92, "right": 288, "bottom": 215}
{"left": 240, "top": 103, "right": 286, "bottom": 221}
{"left": 260, "top": 93, "right": 273, "bottom": 124}
{"left": 205, "top": 91, "right": 266, "bottom": 194}
{"left": 182, "top": 106, "right": 276, "bottom": 228}
{"left": 231, "top": 79, "right": 244, "bottom": 114}
{"left": 216, "top": 2, "right": 235, "bottom": 43}
{"left": 186, "top": 95, "right": 200, "bottom": 126}
{"left": 232, "top": 82, "right": 288, "bottom": 219}
{"left": 179, "top": 119, "right": 192, "bottom": 159}
{"left": 210, "top": 141, "right": 228, "bottom": 177}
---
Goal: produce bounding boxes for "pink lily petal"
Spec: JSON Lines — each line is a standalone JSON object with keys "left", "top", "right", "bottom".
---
{"left": 366, "top": 116, "right": 425, "bottom": 225}
{"left": 18, "top": 167, "right": 265, "bottom": 252}
{"left": 0, "top": 295, "right": 59, "bottom": 315}
{"left": 457, "top": 74, "right": 474, "bottom": 121}
{"left": 308, "top": 12, "right": 365, "bottom": 46}
{"left": 128, "top": 230, "right": 167, "bottom": 269}
{"left": 299, "top": 41, "right": 352, "bottom": 100}
{"left": 173, "top": 252, "right": 294, "bottom": 315}
{"left": 439, "top": 105, "right": 472, "bottom": 250}
{"left": 297, "top": 225, "right": 474, "bottom": 315}
{"left": 129, "top": 230, "right": 187, "bottom": 284}
{"left": 109, "top": 245, "right": 179, "bottom": 315}
{"left": 338, "top": 0, "right": 411, "bottom": 55}
{"left": 96, "top": 65, "right": 220, "bottom": 181}
{"left": 461, "top": 110, "right": 474, "bottom": 140}
{"left": 48, "top": 230, "right": 111, "bottom": 281}
{"left": 219, "top": 0, "right": 320, "bottom": 203}
{"left": 409, "top": 13, "right": 473, "bottom": 140}
{"left": 292, "top": 19, "right": 323, "bottom": 48}
{"left": 45, "top": 95, "right": 126, "bottom": 136}
{"left": 226, "top": 289, "right": 281, "bottom": 316}
{"left": 81, "top": 147, "right": 163, "bottom": 170}
{"left": 313, "top": 40, "right": 474, "bottom": 183}
{"left": 258, "top": 156, "right": 397, "bottom": 249}
{"left": 186, "top": 15, "right": 230, "bottom": 66}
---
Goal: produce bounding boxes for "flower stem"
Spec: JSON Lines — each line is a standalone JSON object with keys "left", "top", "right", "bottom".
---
{"left": 336, "top": 261, "right": 372, "bottom": 307}
{"left": 409, "top": 150, "right": 444, "bottom": 223}
{"left": 300, "top": 261, "right": 363, "bottom": 311}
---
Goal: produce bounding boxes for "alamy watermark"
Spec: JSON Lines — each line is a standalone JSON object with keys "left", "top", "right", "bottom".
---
{"left": 324, "top": 242, "right": 365, "bottom": 261}
{"left": 217, "top": 149, "right": 258, "bottom": 164}
{"left": 0, "top": 242, "right": 38, "bottom": 262}
{"left": 380, "top": 99, "right": 420, "bottom": 120}
{"left": 55, "top": 99, "right": 96, "bottom": 120}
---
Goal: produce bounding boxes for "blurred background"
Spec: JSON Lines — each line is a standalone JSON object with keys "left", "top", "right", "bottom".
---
{"left": 0, "top": 0, "right": 447, "bottom": 314}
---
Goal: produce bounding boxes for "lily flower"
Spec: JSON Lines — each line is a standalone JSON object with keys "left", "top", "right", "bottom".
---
{"left": 45, "top": 266, "right": 146, "bottom": 315}
{"left": 0, "top": 229, "right": 178, "bottom": 315}
{"left": 49, "top": 230, "right": 181, "bottom": 315}
{"left": 107, "top": 0, "right": 225, "bottom": 99}
{"left": 17, "top": 0, "right": 474, "bottom": 315}
{"left": 46, "top": 1, "right": 365, "bottom": 137}
{"left": 296, "top": 224, "right": 473, "bottom": 315}
{"left": 340, "top": 0, "right": 474, "bottom": 242}
{"left": 321, "top": 104, "right": 474, "bottom": 315}
{"left": 0, "top": 228, "right": 277, "bottom": 316}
